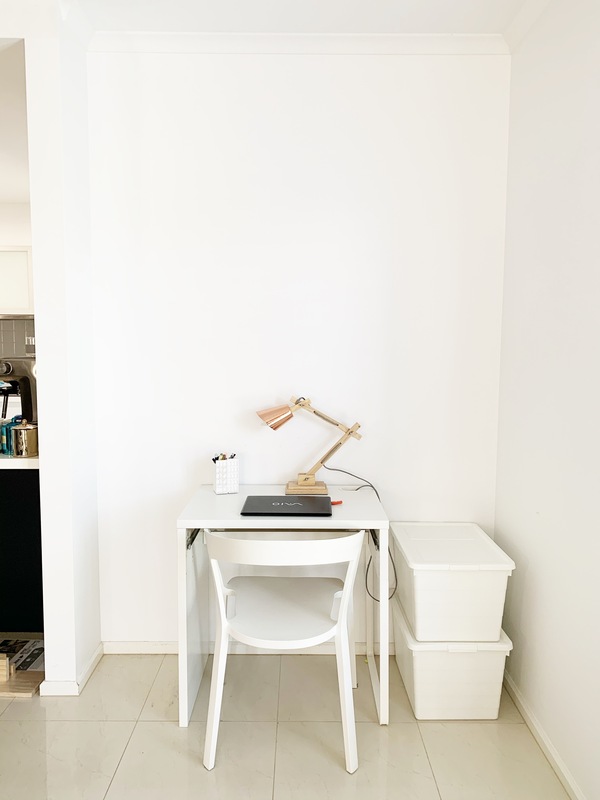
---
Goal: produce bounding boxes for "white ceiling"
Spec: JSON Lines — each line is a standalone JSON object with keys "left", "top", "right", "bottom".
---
{"left": 79, "top": 0, "right": 530, "bottom": 35}
{"left": 0, "top": 1, "right": 536, "bottom": 204}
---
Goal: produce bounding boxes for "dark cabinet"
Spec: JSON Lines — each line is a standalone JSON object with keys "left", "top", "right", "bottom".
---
{"left": 0, "top": 469, "right": 44, "bottom": 633}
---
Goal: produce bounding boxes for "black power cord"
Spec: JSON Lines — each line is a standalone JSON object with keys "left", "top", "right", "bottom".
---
{"left": 323, "top": 464, "right": 398, "bottom": 602}
{"left": 323, "top": 464, "right": 381, "bottom": 500}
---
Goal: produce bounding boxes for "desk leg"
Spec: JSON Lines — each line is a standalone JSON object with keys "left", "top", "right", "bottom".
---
{"left": 365, "top": 526, "right": 389, "bottom": 725}
{"left": 178, "top": 527, "right": 210, "bottom": 726}
{"left": 378, "top": 525, "right": 389, "bottom": 724}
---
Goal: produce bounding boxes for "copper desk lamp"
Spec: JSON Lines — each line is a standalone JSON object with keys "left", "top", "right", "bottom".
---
{"left": 257, "top": 396, "right": 362, "bottom": 495}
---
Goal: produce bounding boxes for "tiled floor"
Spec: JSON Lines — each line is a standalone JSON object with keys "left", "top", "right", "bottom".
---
{"left": 0, "top": 654, "right": 570, "bottom": 800}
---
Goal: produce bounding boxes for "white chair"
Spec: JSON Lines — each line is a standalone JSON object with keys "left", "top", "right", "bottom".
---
{"left": 203, "top": 529, "right": 365, "bottom": 774}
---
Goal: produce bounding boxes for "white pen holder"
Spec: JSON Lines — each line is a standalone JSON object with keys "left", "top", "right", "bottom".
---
{"left": 214, "top": 458, "right": 239, "bottom": 494}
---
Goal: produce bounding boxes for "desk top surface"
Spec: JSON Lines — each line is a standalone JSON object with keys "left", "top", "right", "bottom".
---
{"left": 177, "top": 484, "right": 389, "bottom": 530}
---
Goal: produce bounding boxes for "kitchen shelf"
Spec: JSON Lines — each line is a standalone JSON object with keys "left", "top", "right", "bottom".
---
{"left": 0, "top": 455, "right": 39, "bottom": 469}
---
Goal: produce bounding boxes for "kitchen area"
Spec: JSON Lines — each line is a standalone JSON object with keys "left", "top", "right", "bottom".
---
{"left": 0, "top": 309, "right": 44, "bottom": 697}
{"left": 0, "top": 39, "right": 44, "bottom": 697}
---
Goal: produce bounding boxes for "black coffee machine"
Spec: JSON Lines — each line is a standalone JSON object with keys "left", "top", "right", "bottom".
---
{"left": 0, "top": 316, "right": 37, "bottom": 423}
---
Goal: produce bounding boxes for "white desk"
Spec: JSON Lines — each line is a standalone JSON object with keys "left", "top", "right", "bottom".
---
{"left": 177, "top": 484, "right": 390, "bottom": 726}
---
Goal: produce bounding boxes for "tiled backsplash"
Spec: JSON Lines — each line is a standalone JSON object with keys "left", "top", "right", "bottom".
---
{"left": 0, "top": 317, "right": 36, "bottom": 358}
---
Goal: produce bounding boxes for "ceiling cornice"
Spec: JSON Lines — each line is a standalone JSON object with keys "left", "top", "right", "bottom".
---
{"left": 89, "top": 32, "right": 510, "bottom": 55}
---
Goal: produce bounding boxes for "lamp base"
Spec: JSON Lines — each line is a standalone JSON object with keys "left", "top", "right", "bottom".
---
{"left": 285, "top": 480, "right": 329, "bottom": 495}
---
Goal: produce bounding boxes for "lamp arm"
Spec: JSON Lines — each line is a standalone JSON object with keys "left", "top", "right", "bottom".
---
{"left": 282, "top": 396, "right": 363, "bottom": 494}
{"left": 291, "top": 396, "right": 362, "bottom": 440}
{"left": 304, "top": 423, "right": 362, "bottom": 477}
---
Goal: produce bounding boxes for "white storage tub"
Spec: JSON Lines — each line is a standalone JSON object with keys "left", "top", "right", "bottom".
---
{"left": 390, "top": 522, "right": 515, "bottom": 641}
{"left": 393, "top": 596, "right": 512, "bottom": 720}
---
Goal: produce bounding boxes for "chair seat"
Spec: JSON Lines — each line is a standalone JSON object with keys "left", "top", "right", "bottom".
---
{"left": 226, "top": 576, "right": 343, "bottom": 648}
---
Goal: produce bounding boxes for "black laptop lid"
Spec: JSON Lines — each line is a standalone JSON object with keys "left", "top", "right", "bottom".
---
{"left": 240, "top": 495, "right": 332, "bottom": 517}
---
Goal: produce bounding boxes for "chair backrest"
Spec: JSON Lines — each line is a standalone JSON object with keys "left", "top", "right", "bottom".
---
{"left": 206, "top": 529, "right": 365, "bottom": 629}
{"left": 205, "top": 529, "right": 365, "bottom": 567}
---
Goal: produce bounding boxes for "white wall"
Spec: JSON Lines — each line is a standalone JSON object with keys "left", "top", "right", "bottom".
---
{"left": 0, "top": 203, "right": 30, "bottom": 244}
{"left": 87, "top": 39, "right": 510, "bottom": 645}
{"left": 1, "top": 0, "right": 102, "bottom": 693}
{"left": 496, "top": 2, "right": 600, "bottom": 799}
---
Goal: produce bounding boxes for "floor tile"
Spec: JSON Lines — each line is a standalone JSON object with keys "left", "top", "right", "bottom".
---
{"left": 278, "top": 655, "right": 343, "bottom": 721}
{"left": 274, "top": 721, "right": 441, "bottom": 799}
{"left": 0, "top": 719, "right": 134, "bottom": 800}
{"left": 139, "top": 654, "right": 179, "bottom": 721}
{"left": 0, "top": 698, "right": 12, "bottom": 716}
{"left": 357, "top": 656, "right": 417, "bottom": 722}
{"left": 1, "top": 655, "right": 163, "bottom": 721}
{"left": 0, "top": 654, "right": 572, "bottom": 800}
{"left": 190, "top": 654, "right": 212, "bottom": 721}
{"left": 418, "top": 721, "right": 569, "bottom": 799}
{"left": 279, "top": 654, "right": 415, "bottom": 723}
{"left": 104, "top": 720, "right": 276, "bottom": 800}
{"left": 192, "top": 654, "right": 280, "bottom": 722}
{"left": 495, "top": 688, "right": 524, "bottom": 723}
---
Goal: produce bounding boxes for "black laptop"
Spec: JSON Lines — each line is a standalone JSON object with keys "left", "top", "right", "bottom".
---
{"left": 240, "top": 495, "right": 332, "bottom": 517}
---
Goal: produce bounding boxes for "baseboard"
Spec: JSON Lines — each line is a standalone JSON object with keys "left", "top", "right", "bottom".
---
{"left": 40, "top": 639, "right": 393, "bottom": 693}
{"left": 76, "top": 642, "right": 104, "bottom": 692}
{"left": 102, "top": 643, "right": 377, "bottom": 656}
{"left": 101, "top": 641, "right": 393, "bottom": 656}
{"left": 226, "top": 642, "right": 395, "bottom": 656}
{"left": 39, "top": 680, "right": 80, "bottom": 696}
{"left": 503, "top": 672, "right": 587, "bottom": 800}
{"left": 102, "top": 641, "right": 178, "bottom": 654}
{"left": 39, "top": 642, "right": 104, "bottom": 697}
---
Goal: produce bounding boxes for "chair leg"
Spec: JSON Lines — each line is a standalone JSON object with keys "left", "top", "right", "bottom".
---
{"left": 203, "top": 621, "right": 229, "bottom": 770}
{"left": 335, "top": 626, "right": 359, "bottom": 774}
{"left": 348, "top": 599, "right": 357, "bottom": 689}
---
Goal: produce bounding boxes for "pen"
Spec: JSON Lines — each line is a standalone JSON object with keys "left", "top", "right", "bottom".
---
{"left": 213, "top": 452, "right": 236, "bottom": 462}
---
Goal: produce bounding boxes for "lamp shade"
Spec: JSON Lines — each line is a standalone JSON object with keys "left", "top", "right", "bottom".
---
{"left": 257, "top": 404, "right": 294, "bottom": 430}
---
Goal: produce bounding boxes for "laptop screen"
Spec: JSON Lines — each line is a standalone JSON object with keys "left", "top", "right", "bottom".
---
{"left": 240, "top": 495, "right": 332, "bottom": 517}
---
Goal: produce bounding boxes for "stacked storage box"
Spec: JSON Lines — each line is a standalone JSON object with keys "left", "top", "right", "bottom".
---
{"left": 390, "top": 522, "right": 515, "bottom": 720}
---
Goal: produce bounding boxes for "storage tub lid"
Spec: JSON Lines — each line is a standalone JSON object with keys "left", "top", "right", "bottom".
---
{"left": 393, "top": 596, "right": 513, "bottom": 653}
{"left": 390, "top": 522, "right": 515, "bottom": 571}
